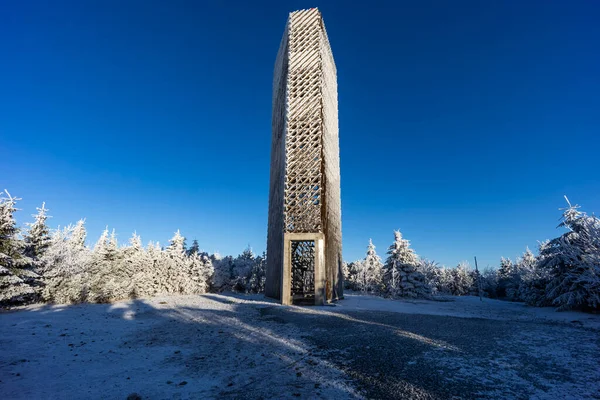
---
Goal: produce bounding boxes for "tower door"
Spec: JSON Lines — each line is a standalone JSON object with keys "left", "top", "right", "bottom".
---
{"left": 291, "top": 240, "right": 315, "bottom": 304}
{"left": 282, "top": 233, "right": 325, "bottom": 305}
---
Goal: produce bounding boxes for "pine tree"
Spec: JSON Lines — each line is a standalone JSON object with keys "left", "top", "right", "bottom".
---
{"left": 163, "top": 230, "right": 190, "bottom": 294}
{"left": 449, "top": 262, "right": 474, "bottom": 296}
{"left": 0, "top": 190, "right": 38, "bottom": 305}
{"left": 41, "top": 223, "right": 92, "bottom": 303}
{"left": 357, "top": 239, "right": 383, "bottom": 293}
{"left": 383, "top": 230, "right": 430, "bottom": 298}
{"left": 212, "top": 253, "right": 234, "bottom": 291}
{"left": 248, "top": 251, "right": 266, "bottom": 293}
{"left": 89, "top": 227, "right": 122, "bottom": 302}
{"left": 343, "top": 261, "right": 360, "bottom": 290}
{"left": 231, "top": 247, "right": 256, "bottom": 292}
{"left": 480, "top": 266, "right": 499, "bottom": 298}
{"left": 496, "top": 257, "right": 514, "bottom": 298}
{"left": 511, "top": 247, "right": 536, "bottom": 301}
{"left": 538, "top": 199, "right": 600, "bottom": 310}
{"left": 23, "top": 202, "right": 51, "bottom": 260}
{"left": 187, "top": 239, "right": 200, "bottom": 256}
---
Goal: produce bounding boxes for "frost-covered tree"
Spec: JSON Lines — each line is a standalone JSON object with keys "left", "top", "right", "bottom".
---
{"left": 480, "top": 266, "right": 499, "bottom": 298}
{"left": 23, "top": 202, "right": 51, "bottom": 260}
{"left": 231, "top": 247, "right": 256, "bottom": 292}
{"left": 188, "top": 251, "right": 213, "bottom": 294}
{"left": 449, "top": 262, "right": 474, "bottom": 296}
{"left": 41, "top": 222, "right": 92, "bottom": 303}
{"left": 0, "top": 191, "right": 38, "bottom": 305}
{"left": 420, "top": 259, "right": 445, "bottom": 295}
{"left": 356, "top": 239, "right": 383, "bottom": 293}
{"left": 538, "top": 199, "right": 600, "bottom": 311}
{"left": 343, "top": 261, "right": 360, "bottom": 290}
{"left": 211, "top": 253, "right": 233, "bottom": 291}
{"left": 383, "top": 230, "right": 430, "bottom": 298}
{"left": 187, "top": 239, "right": 200, "bottom": 256}
{"left": 248, "top": 252, "right": 266, "bottom": 293}
{"left": 161, "top": 230, "right": 192, "bottom": 294}
{"left": 88, "top": 227, "right": 122, "bottom": 302}
{"left": 510, "top": 247, "right": 537, "bottom": 301}
{"left": 496, "top": 257, "right": 514, "bottom": 298}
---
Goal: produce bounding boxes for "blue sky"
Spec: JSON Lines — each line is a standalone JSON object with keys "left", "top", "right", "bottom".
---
{"left": 1, "top": 1, "right": 599, "bottom": 268}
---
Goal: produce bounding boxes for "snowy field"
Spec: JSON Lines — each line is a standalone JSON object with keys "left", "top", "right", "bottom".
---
{"left": 1, "top": 293, "right": 599, "bottom": 399}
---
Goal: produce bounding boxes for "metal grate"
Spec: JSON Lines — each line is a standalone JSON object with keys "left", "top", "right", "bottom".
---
{"left": 291, "top": 240, "right": 315, "bottom": 299}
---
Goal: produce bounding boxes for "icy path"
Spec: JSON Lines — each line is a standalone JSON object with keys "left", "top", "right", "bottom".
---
{"left": 0, "top": 294, "right": 359, "bottom": 399}
{"left": 2, "top": 293, "right": 599, "bottom": 399}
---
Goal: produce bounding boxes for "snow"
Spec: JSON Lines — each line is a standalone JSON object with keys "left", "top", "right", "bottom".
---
{"left": 2, "top": 292, "right": 599, "bottom": 399}
{"left": 337, "top": 292, "right": 600, "bottom": 329}
{"left": 1, "top": 294, "right": 360, "bottom": 399}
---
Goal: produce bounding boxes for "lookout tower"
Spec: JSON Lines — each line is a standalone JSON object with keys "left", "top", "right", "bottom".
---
{"left": 266, "top": 8, "right": 342, "bottom": 305}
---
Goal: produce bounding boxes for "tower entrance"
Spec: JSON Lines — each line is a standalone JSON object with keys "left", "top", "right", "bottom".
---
{"left": 291, "top": 240, "right": 315, "bottom": 304}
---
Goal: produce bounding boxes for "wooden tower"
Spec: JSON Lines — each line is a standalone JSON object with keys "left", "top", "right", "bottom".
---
{"left": 266, "top": 8, "right": 342, "bottom": 305}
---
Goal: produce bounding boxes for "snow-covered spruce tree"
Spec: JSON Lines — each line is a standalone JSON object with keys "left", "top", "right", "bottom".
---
{"left": 118, "top": 232, "right": 147, "bottom": 299}
{"left": 143, "top": 241, "right": 164, "bottom": 296}
{"left": 231, "top": 248, "right": 256, "bottom": 292}
{"left": 480, "top": 267, "right": 499, "bottom": 298}
{"left": 538, "top": 199, "right": 600, "bottom": 311}
{"left": 41, "top": 221, "right": 92, "bottom": 303}
{"left": 0, "top": 190, "right": 38, "bottom": 306}
{"left": 88, "top": 227, "right": 123, "bottom": 302}
{"left": 420, "top": 259, "right": 444, "bottom": 295}
{"left": 342, "top": 261, "right": 351, "bottom": 288}
{"left": 247, "top": 251, "right": 266, "bottom": 293}
{"left": 23, "top": 202, "right": 51, "bottom": 262}
{"left": 383, "top": 230, "right": 430, "bottom": 298}
{"left": 517, "top": 241, "right": 551, "bottom": 307}
{"left": 184, "top": 251, "right": 212, "bottom": 295}
{"left": 162, "top": 230, "right": 194, "bottom": 294}
{"left": 211, "top": 253, "right": 233, "bottom": 291}
{"left": 356, "top": 239, "right": 383, "bottom": 293}
{"left": 343, "top": 261, "right": 360, "bottom": 290}
{"left": 449, "top": 262, "right": 474, "bottom": 296}
{"left": 468, "top": 267, "right": 482, "bottom": 297}
{"left": 187, "top": 239, "right": 200, "bottom": 256}
{"left": 496, "top": 257, "right": 514, "bottom": 298}
{"left": 512, "top": 247, "right": 536, "bottom": 301}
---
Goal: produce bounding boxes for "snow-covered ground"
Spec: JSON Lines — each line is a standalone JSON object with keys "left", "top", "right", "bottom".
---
{"left": 1, "top": 293, "right": 599, "bottom": 399}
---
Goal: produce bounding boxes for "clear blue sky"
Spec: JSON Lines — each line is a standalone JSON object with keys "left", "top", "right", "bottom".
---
{"left": 1, "top": 1, "right": 599, "bottom": 268}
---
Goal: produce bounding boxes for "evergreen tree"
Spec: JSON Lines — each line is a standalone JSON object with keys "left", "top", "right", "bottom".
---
{"left": 0, "top": 190, "right": 37, "bottom": 305}
{"left": 41, "top": 223, "right": 92, "bottom": 303}
{"left": 496, "top": 257, "right": 514, "bottom": 298}
{"left": 248, "top": 251, "right": 266, "bottom": 293}
{"left": 212, "top": 253, "right": 234, "bottom": 291}
{"left": 538, "top": 199, "right": 600, "bottom": 310}
{"left": 480, "top": 266, "right": 499, "bottom": 298}
{"left": 511, "top": 247, "right": 536, "bottom": 301}
{"left": 344, "top": 261, "right": 360, "bottom": 290}
{"left": 89, "top": 227, "right": 122, "bottom": 302}
{"left": 449, "top": 262, "right": 474, "bottom": 296}
{"left": 383, "top": 230, "right": 430, "bottom": 298}
{"left": 357, "top": 239, "right": 383, "bottom": 293}
{"left": 187, "top": 239, "right": 200, "bottom": 256}
{"left": 231, "top": 247, "right": 256, "bottom": 292}
{"left": 23, "top": 202, "right": 51, "bottom": 259}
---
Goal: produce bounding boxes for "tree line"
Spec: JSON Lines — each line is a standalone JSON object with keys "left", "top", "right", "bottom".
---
{"left": 344, "top": 197, "right": 599, "bottom": 311}
{"left": 1, "top": 190, "right": 598, "bottom": 311}
{"left": 0, "top": 190, "right": 266, "bottom": 306}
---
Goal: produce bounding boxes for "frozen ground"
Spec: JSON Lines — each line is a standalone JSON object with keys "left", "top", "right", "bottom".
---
{"left": 1, "top": 293, "right": 599, "bottom": 399}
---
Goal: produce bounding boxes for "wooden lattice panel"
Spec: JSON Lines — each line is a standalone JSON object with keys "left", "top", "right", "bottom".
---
{"left": 284, "top": 8, "right": 323, "bottom": 233}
